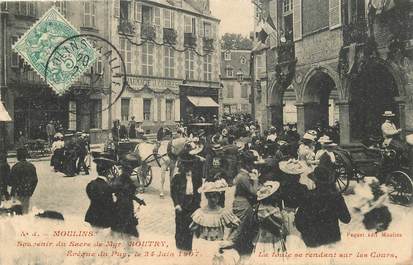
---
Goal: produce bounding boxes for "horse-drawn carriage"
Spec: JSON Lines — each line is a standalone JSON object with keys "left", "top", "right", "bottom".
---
{"left": 330, "top": 138, "right": 412, "bottom": 206}
{"left": 92, "top": 138, "right": 169, "bottom": 191}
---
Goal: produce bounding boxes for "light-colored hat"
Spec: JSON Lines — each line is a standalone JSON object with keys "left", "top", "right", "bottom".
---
{"left": 250, "top": 125, "right": 256, "bottom": 131}
{"left": 198, "top": 179, "right": 228, "bottom": 193}
{"left": 303, "top": 133, "right": 317, "bottom": 141}
{"left": 54, "top": 132, "right": 64, "bottom": 139}
{"left": 222, "top": 128, "right": 229, "bottom": 136}
{"left": 279, "top": 159, "right": 307, "bottom": 175}
{"left": 189, "top": 143, "right": 204, "bottom": 155}
{"left": 257, "top": 181, "right": 280, "bottom": 201}
{"left": 382, "top": 111, "right": 396, "bottom": 117}
{"left": 406, "top": 133, "right": 413, "bottom": 146}
{"left": 277, "top": 140, "right": 288, "bottom": 146}
{"left": 318, "top": 135, "right": 338, "bottom": 146}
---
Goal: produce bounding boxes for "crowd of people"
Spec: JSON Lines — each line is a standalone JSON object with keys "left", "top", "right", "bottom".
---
{"left": 0, "top": 110, "right": 406, "bottom": 264}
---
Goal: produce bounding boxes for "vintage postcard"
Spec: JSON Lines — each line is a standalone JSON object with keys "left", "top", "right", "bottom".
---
{"left": 0, "top": 0, "right": 412, "bottom": 265}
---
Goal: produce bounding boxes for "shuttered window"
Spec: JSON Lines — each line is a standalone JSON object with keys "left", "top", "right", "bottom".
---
{"left": 329, "top": 0, "right": 341, "bottom": 29}
{"left": 292, "top": 0, "right": 302, "bottom": 40}
{"left": 302, "top": 0, "right": 329, "bottom": 35}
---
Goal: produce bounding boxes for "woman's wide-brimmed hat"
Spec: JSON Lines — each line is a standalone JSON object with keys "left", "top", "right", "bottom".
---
{"left": 318, "top": 135, "right": 338, "bottom": 147}
{"left": 257, "top": 181, "right": 281, "bottom": 201}
{"left": 279, "top": 159, "right": 308, "bottom": 175}
{"left": 303, "top": 133, "right": 317, "bottom": 141}
{"left": 406, "top": 133, "right": 413, "bottom": 146}
{"left": 54, "top": 132, "right": 64, "bottom": 139}
{"left": 211, "top": 143, "right": 223, "bottom": 151}
{"left": 382, "top": 111, "right": 396, "bottom": 117}
{"left": 198, "top": 179, "right": 228, "bottom": 193}
{"left": 188, "top": 142, "right": 204, "bottom": 155}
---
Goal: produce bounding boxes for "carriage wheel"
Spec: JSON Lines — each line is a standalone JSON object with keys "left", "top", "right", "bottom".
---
{"left": 334, "top": 160, "right": 351, "bottom": 193}
{"left": 385, "top": 171, "right": 413, "bottom": 206}
{"left": 140, "top": 165, "right": 153, "bottom": 187}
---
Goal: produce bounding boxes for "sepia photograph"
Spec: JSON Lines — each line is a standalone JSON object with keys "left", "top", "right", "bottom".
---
{"left": 0, "top": 0, "right": 412, "bottom": 264}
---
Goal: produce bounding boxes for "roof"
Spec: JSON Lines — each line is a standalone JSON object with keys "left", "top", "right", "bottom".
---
{"left": 187, "top": 96, "right": 219, "bottom": 107}
{"left": 221, "top": 50, "right": 251, "bottom": 79}
{"left": 142, "top": 0, "right": 219, "bottom": 21}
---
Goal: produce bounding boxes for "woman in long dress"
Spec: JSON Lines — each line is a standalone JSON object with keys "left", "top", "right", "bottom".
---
{"left": 190, "top": 179, "right": 240, "bottom": 264}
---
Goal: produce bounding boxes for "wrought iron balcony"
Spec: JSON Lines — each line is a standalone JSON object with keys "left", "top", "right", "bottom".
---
{"left": 343, "top": 18, "right": 368, "bottom": 46}
{"left": 163, "top": 28, "right": 177, "bottom": 44}
{"left": 141, "top": 23, "right": 156, "bottom": 40}
{"left": 202, "top": 38, "right": 214, "bottom": 51}
{"left": 118, "top": 19, "right": 135, "bottom": 35}
{"left": 184, "top": 33, "right": 197, "bottom": 48}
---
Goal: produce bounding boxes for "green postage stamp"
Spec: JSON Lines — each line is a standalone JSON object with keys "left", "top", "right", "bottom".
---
{"left": 12, "top": 7, "right": 97, "bottom": 94}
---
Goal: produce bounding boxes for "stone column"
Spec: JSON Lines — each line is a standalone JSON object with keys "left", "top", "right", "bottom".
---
{"left": 296, "top": 103, "right": 305, "bottom": 135}
{"left": 337, "top": 101, "right": 350, "bottom": 145}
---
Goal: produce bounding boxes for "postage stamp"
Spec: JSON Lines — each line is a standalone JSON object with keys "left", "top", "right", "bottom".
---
{"left": 12, "top": 7, "right": 97, "bottom": 94}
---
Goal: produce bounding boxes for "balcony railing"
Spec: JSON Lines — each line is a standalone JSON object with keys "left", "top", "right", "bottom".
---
{"left": 163, "top": 28, "right": 177, "bottom": 44}
{"left": 118, "top": 19, "right": 135, "bottom": 35}
{"left": 343, "top": 18, "right": 368, "bottom": 46}
{"left": 141, "top": 23, "right": 156, "bottom": 40}
{"left": 184, "top": 33, "right": 197, "bottom": 48}
{"left": 203, "top": 38, "right": 214, "bottom": 51}
{"left": 277, "top": 40, "right": 295, "bottom": 64}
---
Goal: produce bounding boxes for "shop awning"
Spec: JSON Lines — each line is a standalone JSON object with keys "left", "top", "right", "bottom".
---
{"left": 0, "top": 101, "right": 12, "bottom": 122}
{"left": 187, "top": 96, "right": 219, "bottom": 108}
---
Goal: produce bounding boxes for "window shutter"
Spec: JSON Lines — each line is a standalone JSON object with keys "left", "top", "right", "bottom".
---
{"left": 68, "top": 101, "right": 76, "bottom": 131}
{"left": 101, "top": 96, "right": 109, "bottom": 129}
{"left": 134, "top": 1, "right": 141, "bottom": 22}
{"left": 198, "top": 19, "right": 203, "bottom": 37}
{"left": 174, "top": 98, "right": 180, "bottom": 121}
{"left": 293, "top": 0, "right": 302, "bottom": 41}
{"left": 154, "top": 7, "right": 161, "bottom": 26}
{"left": 133, "top": 97, "right": 144, "bottom": 122}
{"left": 114, "top": 0, "right": 120, "bottom": 18}
{"left": 171, "top": 10, "right": 175, "bottom": 29}
{"left": 212, "top": 23, "right": 216, "bottom": 39}
{"left": 153, "top": 97, "right": 158, "bottom": 121}
{"left": 329, "top": 0, "right": 341, "bottom": 29}
{"left": 160, "top": 98, "right": 166, "bottom": 121}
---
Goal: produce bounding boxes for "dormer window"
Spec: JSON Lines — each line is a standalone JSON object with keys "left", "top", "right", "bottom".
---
{"left": 224, "top": 51, "right": 231, "bottom": 61}
{"left": 236, "top": 70, "right": 244, "bottom": 82}
{"left": 226, "top": 68, "right": 233, "bottom": 77}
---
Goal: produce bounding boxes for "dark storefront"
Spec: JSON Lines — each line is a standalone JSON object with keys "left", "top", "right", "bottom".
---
{"left": 179, "top": 84, "right": 219, "bottom": 124}
{"left": 12, "top": 84, "right": 69, "bottom": 141}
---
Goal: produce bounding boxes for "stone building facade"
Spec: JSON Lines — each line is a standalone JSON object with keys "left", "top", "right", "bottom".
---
{"left": 252, "top": 0, "right": 413, "bottom": 145}
{"left": 0, "top": 1, "right": 112, "bottom": 145}
{"left": 220, "top": 49, "right": 252, "bottom": 115}
{"left": 111, "top": 0, "right": 221, "bottom": 133}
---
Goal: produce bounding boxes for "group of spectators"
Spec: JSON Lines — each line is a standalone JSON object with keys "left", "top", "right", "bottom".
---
{"left": 0, "top": 148, "right": 38, "bottom": 215}
{"left": 158, "top": 113, "right": 357, "bottom": 263}
{"left": 50, "top": 132, "right": 90, "bottom": 176}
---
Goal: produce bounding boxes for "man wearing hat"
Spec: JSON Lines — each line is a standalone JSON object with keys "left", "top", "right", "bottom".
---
{"left": 76, "top": 133, "right": 90, "bottom": 175}
{"left": 171, "top": 152, "right": 202, "bottom": 251}
{"left": 381, "top": 111, "right": 402, "bottom": 147}
{"left": 9, "top": 147, "right": 38, "bottom": 214}
{"left": 111, "top": 153, "right": 145, "bottom": 237}
{"left": 84, "top": 167, "right": 116, "bottom": 228}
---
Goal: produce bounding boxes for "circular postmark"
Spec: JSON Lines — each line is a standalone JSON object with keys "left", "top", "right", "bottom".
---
{"left": 44, "top": 34, "right": 128, "bottom": 117}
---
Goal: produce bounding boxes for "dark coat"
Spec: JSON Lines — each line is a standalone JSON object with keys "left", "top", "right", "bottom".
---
{"left": 85, "top": 177, "right": 116, "bottom": 228}
{"left": 170, "top": 172, "right": 202, "bottom": 212}
{"left": 295, "top": 190, "right": 351, "bottom": 247}
{"left": 111, "top": 174, "right": 142, "bottom": 237}
{"left": 10, "top": 160, "right": 38, "bottom": 197}
{"left": 0, "top": 161, "right": 10, "bottom": 198}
